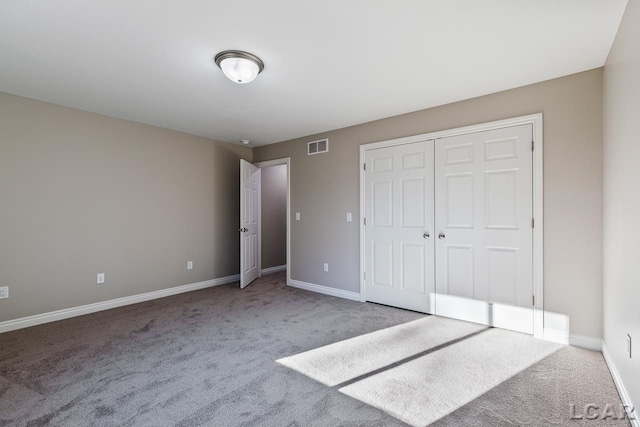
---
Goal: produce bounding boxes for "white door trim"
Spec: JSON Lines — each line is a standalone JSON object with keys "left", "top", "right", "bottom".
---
{"left": 359, "top": 113, "right": 544, "bottom": 339}
{"left": 255, "top": 158, "right": 291, "bottom": 287}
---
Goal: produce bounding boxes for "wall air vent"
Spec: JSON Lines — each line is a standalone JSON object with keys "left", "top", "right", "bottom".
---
{"left": 307, "top": 138, "right": 329, "bottom": 155}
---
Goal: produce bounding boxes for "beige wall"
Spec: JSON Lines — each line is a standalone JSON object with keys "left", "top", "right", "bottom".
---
{"left": 0, "top": 92, "right": 252, "bottom": 322}
{"left": 255, "top": 68, "right": 604, "bottom": 339}
{"left": 0, "top": 69, "right": 607, "bottom": 340}
{"left": 261, "top": 164, "right": 287, "bottom": 269}
{"left": 603, "top": 0, "right": 639, "bottom": 411}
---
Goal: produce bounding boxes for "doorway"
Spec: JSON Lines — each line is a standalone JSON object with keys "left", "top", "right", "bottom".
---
{"left": 239, "top": 158, "right": 290, "bottom": 288}
{"left": 260, "top": 163, "right": 288, "bottom": 275}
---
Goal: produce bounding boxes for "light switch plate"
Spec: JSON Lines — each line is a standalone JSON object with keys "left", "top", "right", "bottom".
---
{"left": 0, "top": 287, "right": 8, "bottom": 299}
{"left": 296, "top": 212, "right": 301, "bottom": 221}
{"left": 346, "top": 213, "right": 352, "bottom": 222}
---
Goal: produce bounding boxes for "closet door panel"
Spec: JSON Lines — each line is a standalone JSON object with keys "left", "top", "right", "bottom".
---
{"left": 364, "top": 140, "right": 435, "bottom": 313}
{"left": 434, "top": 125, "right": 534, "bottom": 334}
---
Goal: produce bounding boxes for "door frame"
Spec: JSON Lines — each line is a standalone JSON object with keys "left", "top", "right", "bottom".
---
{"left": 359, "top": 113, "right": 544, "bottom": 338}
{"left": 255, "top": 157, "right": 291, "bottom": 286}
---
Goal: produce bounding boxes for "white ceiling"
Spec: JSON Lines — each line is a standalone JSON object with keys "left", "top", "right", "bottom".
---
{"left": 0, "top": 1, "right": 627, "bottom": 146}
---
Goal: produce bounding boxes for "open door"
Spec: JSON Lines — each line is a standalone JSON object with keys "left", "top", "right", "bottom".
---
{"left": 240, "top": 159, "right": 261, "bottom": 288}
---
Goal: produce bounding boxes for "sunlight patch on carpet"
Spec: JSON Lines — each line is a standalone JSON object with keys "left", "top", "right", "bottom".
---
{"left": 338, "top": 327, "right": 561, "bottom": 426}
{"left": 277, "top": 316, "right": 562, "bottom": 426}
{"left": 276, "top": 316, "right": 485, "bottom": 386}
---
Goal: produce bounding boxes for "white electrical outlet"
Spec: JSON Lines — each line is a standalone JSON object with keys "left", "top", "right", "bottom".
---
{"left": 97, "top": 273, "right": 105, "bottom": 284}
{"left": 323, "top": 263, "right": 329, "bottom": 272}
{"left": 627, "top": 334, "right": 632, "bottom": 358}
{"left": 0, "top": 287, "right": 8, "bottom": 299}
{"left": 346, "top": 212, "right": 352, "bottom": 222}
{"left": 187, "top": 261, "right": 193, "bottom": 270}
{"left": 296, "top": 212, "right": 301, "bottom": 221}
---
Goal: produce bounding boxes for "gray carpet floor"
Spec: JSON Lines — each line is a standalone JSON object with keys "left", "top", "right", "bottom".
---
{"left": 0, "top": 272, "right": 629, "bottom": 426}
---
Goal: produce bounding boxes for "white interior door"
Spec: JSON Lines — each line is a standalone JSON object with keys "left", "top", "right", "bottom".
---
{"left": 364, "top": 140, "right": 435, "bottom": 313}
{"left": 434, "top": 125, "right": 533, "bottom": 333}
{"left": 240, "top": 159, "right": 261, "bottom": 289}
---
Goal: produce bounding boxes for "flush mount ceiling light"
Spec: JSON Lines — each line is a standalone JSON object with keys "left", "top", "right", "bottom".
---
{"left": 215, "top": 50, "right": 264, "bottom": 84}
{"left": 241, "top": 139, "right": 250, "bottom": 145}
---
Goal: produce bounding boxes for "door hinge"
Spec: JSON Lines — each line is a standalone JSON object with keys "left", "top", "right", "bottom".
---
{"left": 363, "top": 163, "right": 366, "bottom": 171}
{"left": 364, "top": 217, "right": 366, "bottom": 225}
{"left": 532, "top": 295, "right": 535, "bottom": 306}
{"left": 364, "top": 272, "right": 367, "bottom": 280}
{"left": 531, "top": 141, "right": 534, "bottom": 151}
{"left": 532, "top": 218, "right": 534, "bottom": 228}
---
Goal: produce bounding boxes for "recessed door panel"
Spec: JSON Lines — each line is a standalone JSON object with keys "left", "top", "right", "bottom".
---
{"left": 485, "top": 137, "right": 518, "bottom": 161}
{"left": 251, "top": 234, "right": 258, "bottom": 269}
{"left": 244, "top": 188, "right": 251, "bottom": 226}
{"left": 373, "top": 242, "right": 393, "bottom": 287}
{"left": 402, "top": 178, "right": 425, "bottom": 228}
{"left": 446, "top": 173, "right": 474, "bottom": 228}
{"left": 445, "top": 143, "right": 474, "bottom": 165}
{"left": 485, "top": 169, "right": 517, "bottom": 229}
{"left": 402, "top": 243, "right": 425, "bottom": 294}
{"left": 445, "top": 245, "right": 474, "bottom": 298}
{"left": 251, "top": 189, "right": 258, "bottom": 223}
{"left": 487, "top": 247, "right": 518, "bottom": 305}
{"left": 373, "top": 156, "right": 393, "bottom": 173}
{"left": 402, "top": 151, "right": 425, "bottom": 170}
{"left": 373, "top": 181, "right": 393, "bottom": 227}
{"left": 244, "top": 235, "right": 251, "bottom": 273}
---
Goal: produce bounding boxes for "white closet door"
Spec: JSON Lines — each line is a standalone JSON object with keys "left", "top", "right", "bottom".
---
{"left": 434, "top": 125, "right": 533, "bottom": 333}
{"left": 364, "top": 140, "right": 435, "bottom": 313}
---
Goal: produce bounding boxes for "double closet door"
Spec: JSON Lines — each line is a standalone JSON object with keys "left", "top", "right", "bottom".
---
{"left": 364, "top": 124, "right": 534, "bottom": 334}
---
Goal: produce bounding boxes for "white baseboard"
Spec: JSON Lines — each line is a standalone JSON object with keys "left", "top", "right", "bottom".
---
{"left": 288, "top": 279, "right": 361, "bottom": 302}
{"left": 543, "top": 328, "right": 603, "bottom": 351}
{"left": 570, "top": 333, "right": 603, "bottom": 351}
{"left": 0, "top": 274, "right": 240, "bottom": 334}
{"left": 602, "top": 342, "right": 639, "bottom": 426}
{"left": 261, "top": 265, "right": 287, "bottom": 275}
{"left": 543, "top": 328, "right": 570, "bottom": 345}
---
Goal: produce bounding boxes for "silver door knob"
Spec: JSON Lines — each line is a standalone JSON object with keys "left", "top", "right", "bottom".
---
{"left": 423, "top": 232, "right": 430, "bottom": 239}
{"left": 438, "top": 233, "right": 446, "bottom": 240}
{"left": 238, "top": 228, "right": 248, "bottom": 232}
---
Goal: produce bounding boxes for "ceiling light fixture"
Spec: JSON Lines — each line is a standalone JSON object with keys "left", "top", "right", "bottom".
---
{"left": 241, "top": 139, "right": 250, "bottom": 145}
{"left": 215, "top": 50, "right": 264, "bottom": 84}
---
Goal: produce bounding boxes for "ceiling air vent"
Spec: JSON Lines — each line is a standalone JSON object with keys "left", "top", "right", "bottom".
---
{"left": 307, "top": 138, "right": 329, "bottom": 155}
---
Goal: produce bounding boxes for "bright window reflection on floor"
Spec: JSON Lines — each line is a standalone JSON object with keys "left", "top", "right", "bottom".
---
{"left": 277, "top": 316, "right": 485, "bottom": 387}
{"left": 277, "top": 316, "right": 561, "bottom": 426}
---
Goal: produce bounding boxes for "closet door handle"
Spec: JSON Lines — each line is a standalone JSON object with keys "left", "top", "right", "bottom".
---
{"left": 423, "top": 232, "right": 430, "bottom": 239}
{"left": 438, "top": 233, "right": 446, "bottom": 240}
